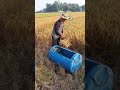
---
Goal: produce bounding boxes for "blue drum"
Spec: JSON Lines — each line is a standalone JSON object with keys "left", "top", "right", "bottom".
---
{"left": 85, "top": 58, "right": 114, "bottom": 90}
{"left": 48, "top": 45, "right": 82, "bottom": 73}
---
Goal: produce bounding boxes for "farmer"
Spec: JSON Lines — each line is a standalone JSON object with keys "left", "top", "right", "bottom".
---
{"left": 52, "top": 13, "right": 70, "bottom": 46}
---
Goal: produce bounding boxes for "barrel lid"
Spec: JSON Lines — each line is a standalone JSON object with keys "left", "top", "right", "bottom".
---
{"left": 85, "top": 65, "right": 114, "bottom": 90}
{"left": 91, "top": 65, "right": 108, "bottom": 86}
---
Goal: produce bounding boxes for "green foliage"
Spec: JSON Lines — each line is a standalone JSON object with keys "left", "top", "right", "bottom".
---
{"left": 37, "top": 1, "right": 85, "bottom": 12}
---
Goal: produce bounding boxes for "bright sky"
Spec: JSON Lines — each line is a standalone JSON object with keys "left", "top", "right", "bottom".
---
{"left": 35, "top": 0, "right": 85, "bottom": 12}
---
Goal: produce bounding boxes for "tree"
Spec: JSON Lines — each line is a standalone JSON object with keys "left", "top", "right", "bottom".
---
{"left": 64, "top": 6, "right": 68, "bottom": 12}
{"left": 81, "top": 5, "right": 85, "bottom": 11}
{"left": 76, "top": 4, "right": 80, "bottom": 11}
{"left": 46, "top": 3, "right": 52, "bottom": 12}
{"left": 52, "top": 1, "right": 59, "bottom": 12}
{"left": 43, "top": 1, "right": 85, "bottom": 12}
{"left": 70, "top": 4, "right": 76, "bottom": 12}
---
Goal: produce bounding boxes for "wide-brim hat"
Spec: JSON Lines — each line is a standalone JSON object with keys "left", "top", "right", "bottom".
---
{"left": 61, "top": 13, "right": 70, "bottom": 20}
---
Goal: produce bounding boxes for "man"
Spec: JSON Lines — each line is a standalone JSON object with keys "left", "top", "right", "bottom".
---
{"left": 52, "top": 13, "right": 70, "bottom": 46}
{"left": 51, "top": 13, "right": 70, "bottom": 75}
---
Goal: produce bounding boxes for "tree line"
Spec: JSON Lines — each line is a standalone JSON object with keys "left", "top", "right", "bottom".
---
{"left": 36, "top": 1, "right": 85, "bottom": 13}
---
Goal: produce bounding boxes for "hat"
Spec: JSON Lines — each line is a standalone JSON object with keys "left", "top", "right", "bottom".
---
{"left": 61, "top": 13, "right": 70, "bottom": 20}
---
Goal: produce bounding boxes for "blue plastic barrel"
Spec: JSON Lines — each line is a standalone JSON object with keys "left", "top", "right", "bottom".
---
{"left": 48, "top": 45, "right": 82, "bottom": 73}
{"left": 85, "top": 58, "right": 114, "bottom": 90}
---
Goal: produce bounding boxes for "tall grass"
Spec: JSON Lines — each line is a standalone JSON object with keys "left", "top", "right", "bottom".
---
{"left": 0, "top": 0, "right": 34, "bottom": 89}
{"left": 86, "top": 0, "right": 120, "bottom": 57}
{"left": 86, "top": 0, "right": 120, "bottom": 89}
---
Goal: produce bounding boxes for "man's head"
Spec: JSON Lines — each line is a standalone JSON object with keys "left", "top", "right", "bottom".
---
{"left": 60, "top": 17, "right": 66, "bottom": 23}
{"left": 60, "top": 13, "right": 69, "bottom": 23}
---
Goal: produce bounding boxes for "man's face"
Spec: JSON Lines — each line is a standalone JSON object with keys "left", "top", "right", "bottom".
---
{"left": 61, "top": 18, "right": 66, "bottom": 23}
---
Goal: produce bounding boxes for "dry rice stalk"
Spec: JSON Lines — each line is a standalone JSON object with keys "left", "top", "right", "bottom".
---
{"left": 59, "top": 38, "right": 72, "bottom": 48}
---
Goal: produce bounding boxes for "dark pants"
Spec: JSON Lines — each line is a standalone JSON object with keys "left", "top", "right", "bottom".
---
{"left": 52, "top": 36, "right": 60, "bottom": 74}
{"left": 52, "top": 36, "right": 60, "bottom": 46}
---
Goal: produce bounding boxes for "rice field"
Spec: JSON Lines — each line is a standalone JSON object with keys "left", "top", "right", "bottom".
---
{"left": 35, "top": 12, "right": 85, "bottom": 90}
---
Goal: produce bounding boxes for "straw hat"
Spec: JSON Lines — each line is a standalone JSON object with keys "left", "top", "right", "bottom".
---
{"left": 61, "top": 13, "right": 70, "bottom": 20}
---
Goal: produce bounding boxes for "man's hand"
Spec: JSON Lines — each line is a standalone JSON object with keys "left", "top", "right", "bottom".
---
{"left": 62, "top": 34, "right": 65, "bottom": 38}
{"left": 60, "top": 34, "right": 65, "bottom": 40}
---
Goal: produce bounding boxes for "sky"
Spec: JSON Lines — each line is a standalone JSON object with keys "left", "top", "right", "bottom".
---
{"left": 35, "top": 0, "right": 85, "bottom": 12}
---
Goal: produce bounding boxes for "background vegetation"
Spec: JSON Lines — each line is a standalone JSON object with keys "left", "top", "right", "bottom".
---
{"left": 86, "top": 0, "right": 120, "bottom": 89}
{"left": 36, "top": 1, "right": 85, "bottom": 12}
{"left": 0, "top": 0, "right": 34, "bottom": 89}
